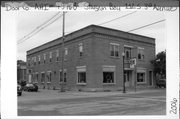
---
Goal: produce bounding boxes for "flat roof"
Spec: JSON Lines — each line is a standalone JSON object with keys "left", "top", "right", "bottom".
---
{"left": 27, "top": 25, "right": 155, "bottom": 55}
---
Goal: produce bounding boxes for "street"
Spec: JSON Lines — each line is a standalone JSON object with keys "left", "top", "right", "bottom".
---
{"left": 18, "top": 89, "right": 166, "bottom": 116}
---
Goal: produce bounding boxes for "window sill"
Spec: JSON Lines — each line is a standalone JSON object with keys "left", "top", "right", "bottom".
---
{"left": 47, "top": 82, "right": 51, "bottom": 84}
{"left": 137, "top": 82, "right": 146, "bottom": 84}
{"left": 110, "top": 56, "right": 120, "bottom": 59}
{"left": 77, "top": 83, "right": 87, "bottom": 85}
{"left": 59, "top": 82, "right": 66, "bottom": 84}
{"left": 103, "top": 83, "right": 116, "bottom": 85}
{"left": 138, "top": 59, "right": 145, "bottom": 61}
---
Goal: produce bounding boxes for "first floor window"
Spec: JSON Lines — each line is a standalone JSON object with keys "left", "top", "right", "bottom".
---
{"left": 32, "top": 73, "right": 35, "bottom": 83}
{"left": 77, "top": 66, "right": 86, "bottom": 84}
{"left": 59, "top": 70, "right": 67, "bottom": 82}
{"left": 103, "top": 72, "right": 114, "bottom": 83}
{"left": 78, "top": 72, "right": 86, "bottom": 83}
{"left": 35, "top": 73, "right": 38, "bottom": 83}
{"left": 41, "top": 72, "right": 45, "bottom": 83}
{"left": 47, "top": 72, "right": 52, "bottom": 83}
{"left": 137, "top": 73, "right": 145, "bottom": 83}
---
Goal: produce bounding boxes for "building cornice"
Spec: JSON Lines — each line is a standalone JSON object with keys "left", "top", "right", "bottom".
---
{"left": 27, "top": 25, "right": 155, "bottom": 55}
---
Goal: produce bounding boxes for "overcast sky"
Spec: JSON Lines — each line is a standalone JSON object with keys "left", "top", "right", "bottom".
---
{"left": 17, "top": 11, "right": 166, "bottom": 61}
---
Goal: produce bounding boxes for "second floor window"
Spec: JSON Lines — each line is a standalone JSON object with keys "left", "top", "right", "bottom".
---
{"left": 43, "top": 54, "right": 46, "bottom": 63}
{"left": 38, "top": 55, "right": 41, "bottom": 64}
{"left": 138, "top": 48, "right": 145, "bottom": 60}
{"left": 34, "top": 57, "right": 36, "bottom": 65}
{"left": 49, "top": 52, "right": 52, "bottom": 62}
{"left": 56, "top": 50, "right": 59, "bottom": 61}
{"left": 64, "top": 48, "right": 68, "bottom": 60}
{"left": 124, "top": 47, "right": 131, "bottom": 60}
{"left": 110, "top": 43, "right": 119, "bottom": 57}
{"left": 79, "top": 43, "right": 83, "bottom": 56}
{"left": 65, "top": 48, "right": 68, "bottom": 56}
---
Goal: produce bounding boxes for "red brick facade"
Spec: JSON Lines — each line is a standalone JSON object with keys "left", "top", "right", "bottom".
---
{"left": 27, "top": 25, "right": 155, "bottom": 91}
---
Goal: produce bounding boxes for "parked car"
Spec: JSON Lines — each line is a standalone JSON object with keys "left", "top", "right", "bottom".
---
{"left": 24, "top": 83, "right": 38, "bottom": 92}
{"left": 156, "top": 79, "right": 166, "bottom": 88}
{"left": 17, "top": 84, "right": 22, "bottom": 96}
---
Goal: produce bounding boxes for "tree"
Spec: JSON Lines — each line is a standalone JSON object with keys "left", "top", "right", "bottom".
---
{"left": 151, "top": 51, "right": 166, "bottom": 79}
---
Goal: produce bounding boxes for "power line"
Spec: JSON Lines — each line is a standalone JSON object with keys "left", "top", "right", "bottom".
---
{"left": 98, "top": 11, "right": 137, "bottom": 26}
{"left": 18, "top": 12, "right": 62, "bottom": 45}
{"left": 65, "top": 11, "right": 137, "bottom": 34}
{"left": 128, "top": 19, "right": 166, "bottom": 32}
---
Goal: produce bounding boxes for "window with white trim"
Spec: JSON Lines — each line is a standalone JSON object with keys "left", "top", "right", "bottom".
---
{"left": 34, "top": 57, "right": 36, "bottom": 65}
{"left": 110, "top": 43, "right": 119, "bottom": 57}
{"left": 102, "top": 66, "right": 116, "bottom": 84}
{"left": 47, "top": 71, "right": 52, "bottom": 83}
{"left": 77, "top": 66, "right": 86, "bottom": 84}
{"left": 64, "top": 48, "right": 68, "bottom": 60}
{"left": 56, "top": 50, "right": 59, "bottom": 61}
{"left": 124, "top": 47, "right": 131, "bottom": 60}
{"left": 59, "top": 70, "right": 67, "bottom": 83}
{"left": 41, "top": 72, "right": 45, "bottom": 83}
{"left": 49, "top": 52, "right": 52, "bottom": 62}
{"left": 65, "top": 48, "right": 68, "bottom": 55}
{"left": 38, "top": 55, "right": 41, "bottom": 64}
{"left": 138, "top": 48, "right": 145, "bottom": 60}
{"left": 79, "top": 43, "right": 83, "bottom": 56}
{"left": 43, "top": 53, "right": 46, "bottom": 63}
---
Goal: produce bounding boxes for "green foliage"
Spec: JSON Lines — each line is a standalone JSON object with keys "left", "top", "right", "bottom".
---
{"left": 151, "top": 51, "right": 166, "bottom": 78}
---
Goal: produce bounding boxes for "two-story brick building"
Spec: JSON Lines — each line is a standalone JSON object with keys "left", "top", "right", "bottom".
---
{"left": 26, "top": 25, "right": 155, "bottom": 91}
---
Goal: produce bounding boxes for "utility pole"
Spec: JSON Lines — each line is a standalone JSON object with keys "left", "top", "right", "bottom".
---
{"left": 60, "top": 11, "right": 65, "bottom": 92}
{"left": 122, "top": 51, "right": 126, "bottom": 93}
{"left": 134, "top": 47, "right": 137, "bottom": 92}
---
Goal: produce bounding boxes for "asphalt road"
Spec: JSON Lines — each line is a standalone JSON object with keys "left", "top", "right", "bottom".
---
{"left": 18, "top": 89, "right": 166, "bottom": 116}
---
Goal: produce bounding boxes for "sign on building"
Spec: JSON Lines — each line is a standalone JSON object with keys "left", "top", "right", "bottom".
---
{"left": 130, "top": 58, "right": 136, "bottom": 68}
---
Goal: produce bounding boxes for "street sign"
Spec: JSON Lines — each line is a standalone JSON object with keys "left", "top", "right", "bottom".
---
{"left": 130, "top": 58, "right": 136, "bottom": 68}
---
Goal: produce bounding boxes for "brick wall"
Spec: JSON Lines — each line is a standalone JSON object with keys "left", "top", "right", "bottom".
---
{"left": 26, "top": 25, "right": 155, "bottom": 91}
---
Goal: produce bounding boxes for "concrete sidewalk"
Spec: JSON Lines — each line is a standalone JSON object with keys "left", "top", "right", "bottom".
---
{"left": 18, "top": 88, "right": 165, "bottom": 102}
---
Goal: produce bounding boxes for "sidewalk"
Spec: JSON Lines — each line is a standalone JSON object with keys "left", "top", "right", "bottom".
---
{"left": 18, "top": 88, "right": 165, "bottom": 103}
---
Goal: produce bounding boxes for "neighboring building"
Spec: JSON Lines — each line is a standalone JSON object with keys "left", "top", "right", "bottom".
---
{"left": 26, "top": 25, "right": 155, "bottom": 91}
{"left": 17, "top": 60, "right": 26, "bottom": 83}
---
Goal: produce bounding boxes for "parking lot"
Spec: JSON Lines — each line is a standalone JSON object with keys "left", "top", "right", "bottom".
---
{"left": 18, "top": 88, "right": 166, "bottom": 115}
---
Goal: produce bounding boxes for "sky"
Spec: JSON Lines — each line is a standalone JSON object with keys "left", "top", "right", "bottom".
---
{"left": 17, "top": 11, "right": 166, "bottom": 61}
